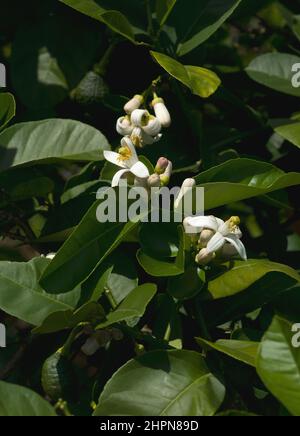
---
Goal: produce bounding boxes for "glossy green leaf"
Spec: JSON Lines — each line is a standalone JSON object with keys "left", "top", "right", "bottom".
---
{"left": 195, "top": 158, "right": 300, "bottom": 210}
{"left": 0, "top": 93, "right": 15, "bottom": 129}
{"left": 0, "top": 381, "right": 56, "bottom": 416}
{"left": 275, "top": 123, "right": 300, "bottom": 149}
{"left": 246, "top": 53, "right": 300, "bottom": 97}
{"left": 0, "top": 119, "right": 110, "bottom": 172}
{"left": 257, "top": 316, "right": 300, "bottom": 416}
{"left": 197, "top": 338, "right": 259, "bottom": 367}
{"left": 208, "top": 259, "right": 300, "bottom": 300}
{"left": 40, "top": 199, "right": 139, "bottom": 294}
{"left": 172, "top": 0, "right": 242, "bottom": 56}
{"left": 94, "top": 350, "right": 225, "bottom": 416}
{"left": 151, "top": 52, "right": 221, "bottom": 98}
{"left": 203, "top": 273, "right": 297, "bottom": 328}
{"left": 137, "top": 226, "right": 185, "bottom": 277}
{"left": 59, "top": 0, "right": 135, "bottom": 42}
{"left": 0, "top": 258, "right": 81, "bottom": 326}
{"left": 96, "top": 283, "right": 157, "bottom": 329}
{"left": 33, "top": 301, "right": 105, "bottom": 335}
{"left": 156, "top": 0, "right": 177, "bottom": 25}
{"left": 139, "top": 222, "right": 179, "bottom": 259}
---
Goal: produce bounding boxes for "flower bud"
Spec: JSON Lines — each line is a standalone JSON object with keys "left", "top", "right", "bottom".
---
{"left": 116, "top": 116, "right": 133, "bottom": 136}
{"left": 143, "top": 116, "right": 162, "bottom": 136}
{"left": 199, "top": 229, "right": 215, "bottom": 248}
{"left": 81, "top": 331, "right": 111, "bottom": 356}
{"left": 195, "top": 248, "right": 215, "bottom": 265}
{"left": 124, "top": 94, "right": 144, "bottom": 114}
{"left": 221, "top": 243, "right": 238, "bottom": 260}
{"left": 81, "top": 337, "right": 100, "bottom": 356}
{"left": 160, "top": 161, "right": 173, "bottom": 186}
{"left": 152, "top": 97, "right": 171, "bottom": 128}
{"left": 174, "top": 178, "right": 196, "bottom": 209}
{"left": 131, "top": 109, "right": 150, "bottom": 127}
{"left": 155, "top": 157, "right": 169, "bottom": 174}
{"left": 147, "top": 173, "right": 161, "bottom": 188}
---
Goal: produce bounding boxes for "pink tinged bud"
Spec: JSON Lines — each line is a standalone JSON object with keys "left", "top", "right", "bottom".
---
{"left": 124, "top": 94, "right": 144, "bottom": 114}
{"left": 147, "top": 173, "right": 161, "bottom": 188}
{"left": 195, "top": 248, "right": 215, "bottom": 266}
{"left": 199, "top": 229, "right": 215, "bottom": 248}
{"left": 152, "top": 97, "right": 171, "bottom": 128}
{"left": 155, "top": 157, "right": 169, "bottom": 174}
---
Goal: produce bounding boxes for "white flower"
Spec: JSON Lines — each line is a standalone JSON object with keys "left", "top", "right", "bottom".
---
{"left": 116, "top": 116, "right": 134, "bottom": 136}
{"left": 130, "top": 109, "right": 162, "bottom": 147}
{"left": 104, "top": 137, "right": 150, "bottom": 187}
{"left": 152, "top": 97, "right": 171, "bottom": 128}
{"left": 124, "top": 94, "right": 144, "bottom": 114}
{"left": 184, "top": 215, "right": 247, "bottom": 261}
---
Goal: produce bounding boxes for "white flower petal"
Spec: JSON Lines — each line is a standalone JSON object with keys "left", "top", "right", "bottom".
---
{"left": 116, "top": 117, "right": 133, "bottom": 136}
{"left": 184, "top": 215, "right": 219, "bottom": 233}
{"left": 121, "top": 137, "right": 138, "bottom": 167}
{"left": 130, "top": 161, "right": 150, "bottom": 179}
{"left": 131, "top": 109, "right": 149, "bottom": 127}
{"left": 104, "top": 150, "right": 126, "bottom": 168}
{"left": 111, "top": 169, "right": 130, "bottom": 187}
{"left": 153, "top": 102, "right": 171, "bottom": 128}
{"left": 206, "top": 232, "right": 226, "bottom": 254}
{"left": 225, "top": 235, "right": 247, "bottom": 261}
{"left": 143, "top": 117, "right": 162, "bottom": 136}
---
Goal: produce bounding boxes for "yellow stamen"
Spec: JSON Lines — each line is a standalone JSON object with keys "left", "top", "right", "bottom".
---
{"left": 118, "top": 146, "right": 132, "bottom": 162}
{"left": 228, "top": 216, "right": 241, "bottom": 231}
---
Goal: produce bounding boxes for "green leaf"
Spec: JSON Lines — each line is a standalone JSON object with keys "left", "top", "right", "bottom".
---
{"left": 11, "top": 16, "right": 100, "bottom": 109}
{"left": 246, "top": 53, "right": 300, "bottom": 97}
{"left": 139, "top": 222, "right": 180, "bottom": 258}
{"left": 197, "top": 338, "right": 259, "bottom": 367}
{"left": 96, "top": 283, "right": 157, "bottom": 329}
{"left": 137, "top": 226, "right": 185, "bottom": 277}
{"left": 0, "top": 381, "right": 56, "bottom": 416}
{"left": 195, "top": 158, "right": 300, "bottom": 210}
{"left": 94, "top": 350, "right": 225, "bottom": 416}
{"left": 59, "top": 0, "right": 135, "bottom": 42}
{"left": 0, "top": 93, "right": 15, "bottom": 130}
{"left": 208, "top": 259, "right": 300, "bottom": 300}
{"left": 40, "top": 199, "right": 139, "bottom": 294}
{"left": 257, "top": 316, "right": 300, "bottom": 416}
{"left": 168, "top": 266, "right": 205, "bottom": 300}
{"left": 0, "top": 258, "right": 81, "bottom": 326}
{"left": 171, "top": 0, "right": 242, "bottom": 56}
{"left": 275, "top": 123, "right": 300, "bottom": 149}
{"left": 151, "top": 51, "right": 221, "bottom": 98}
{"left": 0, "top": 119, "right": 110, "bottom": 172}
{"left": 156, "top": 0, "right": 177, "bottom": 26}
{"left": 33, "top": 301, "right": 106, "bottom": 335}
{"left": 203, "top": 273, "right": 298, "bottom": 328}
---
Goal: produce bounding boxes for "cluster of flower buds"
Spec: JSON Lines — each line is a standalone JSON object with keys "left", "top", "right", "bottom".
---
{"left": 104, "top": 93, "right": 172, "bottom": 188}
{"left": 183, "top": 215, "right": 247, "bottom": 266}
{"left": 117, "top": 94, "right": 171, "bottom": 148}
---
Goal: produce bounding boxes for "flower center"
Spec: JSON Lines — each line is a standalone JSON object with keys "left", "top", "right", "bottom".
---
{"left": 118, "top": 146, "right": 132, "bottom": 162}
{"left": 228, "top": 216, "right": 240, "bottom": 232}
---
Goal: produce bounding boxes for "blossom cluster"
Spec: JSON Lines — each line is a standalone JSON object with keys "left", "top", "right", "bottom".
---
{"left": 104, "top": 94, "right": 172, "bottom": 188}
